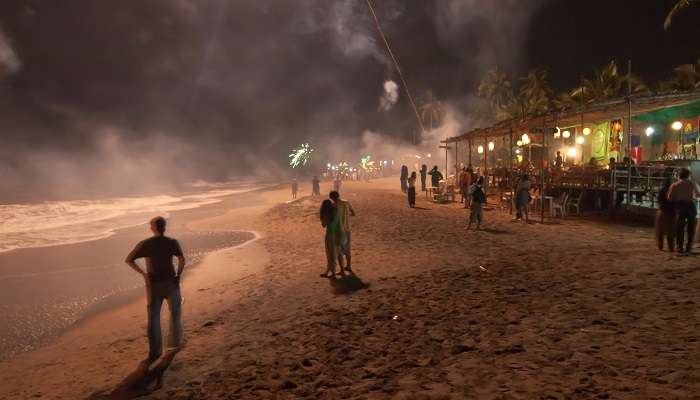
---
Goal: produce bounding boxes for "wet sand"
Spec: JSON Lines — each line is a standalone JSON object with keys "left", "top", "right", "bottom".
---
{"left": 2, "top": 178, "right": 700, "bottom": 399}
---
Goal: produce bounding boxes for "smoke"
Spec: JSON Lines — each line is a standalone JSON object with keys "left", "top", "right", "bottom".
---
{"left": 378, "top": 80, "right": 399, "bottom": 111}
{"left": 0, "top": 27, "right": 20, "bottom": 78}
{"left": 0, "top": 1, "right": 545, "bottom": 202}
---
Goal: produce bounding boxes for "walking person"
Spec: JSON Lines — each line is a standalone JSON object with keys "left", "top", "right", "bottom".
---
{"left": 668, "top": 168, "right": 699, "bottom": 254}
{"left": 125, "top": 216, "right": 185, "bottom": 362}
{"left": 329, "top": 190, "right": 356, "bottom": 273}
{"left": 655, "top": 176, "right": 675, "bottom": 252}
{"left": 459, "top": 167, "right": 473, "bottom": 208}
{"left": 468, "top": 176, "right": 486, "bottom": 230}
{"left": 400, "top": 165, "right": 409, "bottom": 193}
{"left": 291, "top": 179, "right": 298, "bottom": 199}
{"left": 312, "top": 175, "right": 321, "bottom": 197}
{"left": 333, "top": 172, "right": 342, "bottom": 192}
{"left": 515, "top": 174, "right": 532, "bottom": 223}
{"left": 420, "top": 164, "right": 427, "bottom": 192}
{"left": 407, "top": 171, "right": 417, "bottom": 208}
{"left": 319, "top": 199, "right": 343, "bottom": 277}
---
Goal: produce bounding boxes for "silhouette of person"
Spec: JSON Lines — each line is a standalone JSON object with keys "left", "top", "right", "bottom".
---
{"left": 330, "top": 190, "right": 356, "bottom": 273}
{"left": 291, "top": 179, "right": 298, "bottom": 199}
{"left": 420, "top": 164, "right": 427, "bottom": 191}
{"left": 125, "top": 216, "right": 185, "bottom": 362}
{"left": 312, "top": 176, "right": 321, "bottom": 196}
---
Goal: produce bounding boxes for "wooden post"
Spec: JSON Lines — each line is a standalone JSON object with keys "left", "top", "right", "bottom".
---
{"left": 541, "top": 115, "right": 546, "bottom": 224}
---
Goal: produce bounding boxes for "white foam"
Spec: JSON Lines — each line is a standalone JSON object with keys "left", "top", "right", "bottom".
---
{"left": 0, "top": 188, "right": 257, "bottom": 253}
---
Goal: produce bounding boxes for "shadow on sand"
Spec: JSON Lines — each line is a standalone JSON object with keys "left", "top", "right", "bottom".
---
{"left": 87, "top": 348, "right": 180, "bottom": 400}
{"left": 329, "top": 271, "right": 369, "bottom": 294}
{"left": 480, "top": 228, "right": 512, "bottom": 235}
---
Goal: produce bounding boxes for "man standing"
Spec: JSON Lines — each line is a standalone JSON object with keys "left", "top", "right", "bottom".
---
{"left": 312, "top": 175, "right": 321, "bottom": 196}
{"left": 554, "top": 151, "right": 563, "bottom": 170}
{"left": 420, "top": 164, "right": 427, "bottom": 192}
{"left": 291, "top": 179, "right": 298, "bottom": 199}
{"left": 125, "top": 216, "right": 185, "bottom": 361}
{"left": 428, "top": 165, "right": 443, "bottom": 188}
{"left": 329, "top": 190, "right": 356, "bottom": 272}
{"left": 668, "top": 168, "right": 699, "bottom": 254}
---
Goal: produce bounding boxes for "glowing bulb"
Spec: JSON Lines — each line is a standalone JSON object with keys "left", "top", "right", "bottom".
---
{"left": 554, "top": 131, "right": 561, "bottom": 139}
{"left": 645, "top": 126, "right": 654, "bottom": 136}
{"left": 521, "top": 134, "right": 531, "bottom": 145}
{"left": 488, "top": 141, "right": 495, "bottom": 151}
{"left": 567, "top": 147, "right": 577, "bottom": 158}
{"left": 516, "top": 140, "right": 523, "bottom": 147}
{"left": 477, "top": 145, "right": 484, "bottom": 154}
{"left": 583, "top": 127, "right": 591, "bottom": 136}
{"left": 515, "top": 149, "right": 521, "bottom": 154}
{"left": 672, "top": 121, "right": 683, "bottom": 130}
{"left": 427, "top": 153, "right": 432, "bottom": 158}
{"left": 562, "top": 130, "right": 571, "bottom": 139}
{"left": 576, "top": 136, "right": 584, "bottom": 145}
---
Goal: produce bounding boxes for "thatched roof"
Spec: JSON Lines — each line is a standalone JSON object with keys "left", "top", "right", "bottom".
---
{"left": 443, "top": 91, "right": 700, "bottom": 144}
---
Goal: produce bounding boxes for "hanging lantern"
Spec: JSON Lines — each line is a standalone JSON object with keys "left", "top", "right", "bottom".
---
{"left": 521, "top": 134, "right": 531, "bottom": 145}
{"left": 488, "top": 141, "right": 495, "bottom": 151}
{"left": 477, "top": 145, "right": 484, "bottom": 154}
{"left": 516, "top": 140, "right": 523, "bottom": 147}
{"left": 562, "top": 130, "right": 571, "bottom": 139}
{"left": 582, "top": 127, "right": 591, "bottom": 136}
{"left": 576, "top": 136, "right": 584, "bottom": 145}
{"left": 672, "top": 121, "right": 683, "bottom": 131}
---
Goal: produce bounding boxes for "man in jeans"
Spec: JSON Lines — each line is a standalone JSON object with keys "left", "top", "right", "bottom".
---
{"left": 329, "top": 190, "right": 356, "bottom": 272}
{"left": 125, "top": 216, "right": 185, "bottom": 361}
{"left": 668, "top": 168, "right": 700, "bottom": 254}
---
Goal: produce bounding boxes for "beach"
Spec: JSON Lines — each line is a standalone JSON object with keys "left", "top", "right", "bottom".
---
{"left": 2, "top": 177, "right": 700, "bottom": 399}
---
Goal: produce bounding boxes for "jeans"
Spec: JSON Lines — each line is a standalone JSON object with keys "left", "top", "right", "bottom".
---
{"left": 147, "top": 279, "right": 183, "bottom": 360}
{"left": 676, "top": 202, "right": 697, "bottom": 252}
{"left": 407, "top": 187, "right": 416, "bottom": 207}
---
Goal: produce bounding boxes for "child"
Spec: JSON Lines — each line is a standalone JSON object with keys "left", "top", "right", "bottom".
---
{"left": 468, "top": 176, "right": 486, "bottom": 230}
{"left": 655, "top": 177, "right": 675, "bottom": 252}
{"left": 407, "top": 171, "right": 417, "bottom": 208}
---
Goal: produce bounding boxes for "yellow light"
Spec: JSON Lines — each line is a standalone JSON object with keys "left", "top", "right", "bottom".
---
{"left": 562, "top": 130, "right": 571, "bottom": 139}
{"left": 672, "top": 121, "right": 683, "bottom": 130}
{"left": 477, "top": 145, "right": 484, "bottom": 154}
{"left": 554, "top": 131, "right": 561, "bottom": 139}
{"left": 488, "top": 141, "right": 495, "bottom": 151}
{"left": 576, "top": 136, "right": 584, "bottom": 145}
{"left": 516, "top": 140, "right": 523, "bottom": 147}
{"left": 567, "top": 147, "right": 577, "bottom": 157}
{"left": 582, "top": 127, "right": 591, "bottom": 135}
{"left": 521, "top": 134, "right": 531, "bottom": 145}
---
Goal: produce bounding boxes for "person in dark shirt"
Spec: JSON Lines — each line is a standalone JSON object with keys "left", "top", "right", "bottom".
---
{"left": 655, "top": 177, "right": 675, "bottom": 252}
{"left": 125, "top": 216, "right": 185, "bottom": 361}
{"left": 428, "top": 165, "right": 443, "bottom": 188}
{"left": 420, "top": 164, "right": 427, "bottom": 192}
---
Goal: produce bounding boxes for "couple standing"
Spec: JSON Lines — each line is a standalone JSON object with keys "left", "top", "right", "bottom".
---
{"left": 320, "top": 191, "right": 356, "bottom": 277}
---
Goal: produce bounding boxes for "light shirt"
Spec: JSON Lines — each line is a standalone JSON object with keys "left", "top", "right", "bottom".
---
{"left": 336, "top": 200, "right": 355, "bottom": 232}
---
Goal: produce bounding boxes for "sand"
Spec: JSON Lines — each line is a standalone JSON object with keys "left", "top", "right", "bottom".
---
{"left": 2, "top": 177, "right": 700, "bottom": 399}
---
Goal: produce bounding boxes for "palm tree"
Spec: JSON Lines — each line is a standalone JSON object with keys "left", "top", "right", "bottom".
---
{"left": 665, "top": 0, "right": 699, "bottom": 29}
{"left": 661, "top": 59, "right": 700, "bottom": 91}
{"left": 576, "top": 60, "right": 648, "bottom": 102}
{"left": 519, "top": 69, "right": 552, "bottom": 116}
{"left": 419, "top": 90, "right": 442, "bottom": 131}
{"left": 478, "top": 67, "right": 514, "bottom": 120}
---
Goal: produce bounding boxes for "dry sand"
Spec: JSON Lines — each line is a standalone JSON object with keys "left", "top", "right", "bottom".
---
{"left": 2, "top": 178, "right": 700, "bottom": 399}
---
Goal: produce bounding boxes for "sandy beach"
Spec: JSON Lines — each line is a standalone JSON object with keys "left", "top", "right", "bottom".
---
{"left": 2, "top": 177, "right": 700, "bottom": 399}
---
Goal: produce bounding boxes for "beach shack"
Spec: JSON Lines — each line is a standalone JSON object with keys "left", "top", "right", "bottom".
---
{"left": 443, "top": 92, "right": 700, "bottom": 217}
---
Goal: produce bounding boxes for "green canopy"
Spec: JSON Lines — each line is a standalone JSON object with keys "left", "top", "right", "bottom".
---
{"left": 633, "top": 99, "right": 700, "bottom": 123}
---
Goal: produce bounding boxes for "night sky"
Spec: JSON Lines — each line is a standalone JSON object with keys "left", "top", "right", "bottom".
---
{"left": 0, "top": 0, "right": 698, "bottom": 199}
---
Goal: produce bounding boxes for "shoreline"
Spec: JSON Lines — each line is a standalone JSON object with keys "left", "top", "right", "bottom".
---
{"left": 0, "top": 183, "right": 292, "bottom": 364}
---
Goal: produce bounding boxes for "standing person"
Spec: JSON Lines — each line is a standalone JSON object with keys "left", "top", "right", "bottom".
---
{"left": 656, "top": 176, "right": 675, "bottom": 252}
{"left": 468, "top": 176, "right": 486, "bottom": 230}
{"left": 556, "top": 151, "right": 564, "bottom": 169}
{"left": 400, "top": 165, "right": 409, "bottom": 193}
{"left": 407, "top": 171, "right": 417, "bottom": 208}
{"left": 668, "top": 168, "right": 700, "bottom": 254}
{"left": 291, "top": 179, "right": 298, "bottom": 199}
{"left": 125, "top": 217, "right": 185, "bottom": 362}
{"left": 515, "top": 174, "right": 532, "bottom": 223}
{"left": 420, "top": 164, "right": 428, "bottom": 192}
{"left": 460, "top": 167, "right": 473, "bottom": 208}
{"left": 312, "top": 175, "right": 321, "bottom": 197}
{"left": 319, "top": 200, "right": 343, "bottom": 277}
{"left": 428, "top": 166, "right": 443, "bottom": 188}
{"left": 329, "top": 190, "right": 356, "bottom": 272}
{"left": 333, "top": 172, "right": 342, "bottom": 192}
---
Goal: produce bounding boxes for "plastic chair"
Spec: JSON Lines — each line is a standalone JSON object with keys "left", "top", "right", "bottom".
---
{"left": 566, "top": 190, "right": 585, "bottom": 215}
{"left": 551, "top": 192, "right": 569, "bottom": 217}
